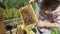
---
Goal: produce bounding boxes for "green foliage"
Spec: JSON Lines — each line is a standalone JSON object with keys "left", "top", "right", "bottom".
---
{"left": 0, "top": 1, "right": 5, "bottom": 9}
{"left": 4, "top": 8, "right": 20, "bottom": 20}
{"left": 3, "top": 0, "right": 35, "bottom": 9}
{"left": 3, "top": 0, "right": 25, "bottom": 8}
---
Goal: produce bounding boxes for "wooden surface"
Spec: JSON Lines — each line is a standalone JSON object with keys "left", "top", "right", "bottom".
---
{"left": 0, "top": 8, "right": 6, "bottom": 34}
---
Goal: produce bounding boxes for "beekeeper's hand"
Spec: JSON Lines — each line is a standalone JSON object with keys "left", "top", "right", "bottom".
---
{"left": 29, "top": 0, "right": 35, "bottom": 3}
{"left": 38, "top": 20, "right": 46, "bottom": 27}
{"left": 38, "top": 20, "right": 57, "bottom": 28}
{"left": 38, "top": 20, "right": 49, "bottom": 28}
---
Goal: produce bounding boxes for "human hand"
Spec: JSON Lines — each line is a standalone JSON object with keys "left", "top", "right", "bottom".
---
{"left": 29, "top": 0, "right": 35, "bottom": 3}
{"left": 38, "top": 20, "right": 46, "bottom": 27}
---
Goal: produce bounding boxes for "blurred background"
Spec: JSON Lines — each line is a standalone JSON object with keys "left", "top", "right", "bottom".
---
{"left": 0, "top": 0, "right": 36, "bottom": 34}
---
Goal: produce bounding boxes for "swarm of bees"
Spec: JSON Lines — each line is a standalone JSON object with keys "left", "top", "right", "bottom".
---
{"left": 21, "top": 8, "right": 35, "bottom": 26}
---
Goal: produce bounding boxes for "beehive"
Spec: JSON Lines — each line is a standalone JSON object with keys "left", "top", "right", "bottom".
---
{"left": 19, "top": 4, "right": 38, "bottom": 29}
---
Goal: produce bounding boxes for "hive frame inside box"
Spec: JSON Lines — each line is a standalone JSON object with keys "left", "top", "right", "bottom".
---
{"left": 19, "top": 4, "right": 38, "bottom": 29}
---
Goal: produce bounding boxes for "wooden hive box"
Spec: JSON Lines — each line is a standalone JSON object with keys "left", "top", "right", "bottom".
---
{"left": 19, "top": 4, "right": 38, "bottom": 29}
